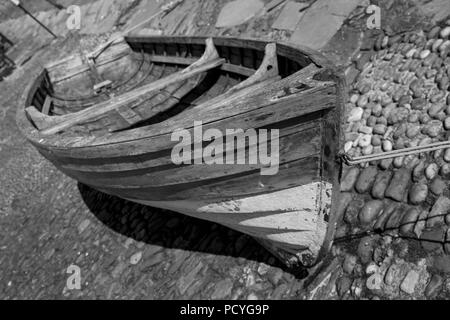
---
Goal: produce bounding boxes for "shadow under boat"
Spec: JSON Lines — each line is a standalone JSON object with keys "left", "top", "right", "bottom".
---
{"left": 78, "top": 182, "right": 310, "bottom": 279}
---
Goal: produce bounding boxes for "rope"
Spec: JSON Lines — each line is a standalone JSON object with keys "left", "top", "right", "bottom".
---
{"left": 341, "top": 140, "right": 450, "bottom": 166}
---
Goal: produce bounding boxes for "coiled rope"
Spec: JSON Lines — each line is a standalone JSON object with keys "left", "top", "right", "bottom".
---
{"left": 340, "top": 140, "right": 450, "bottom": 165}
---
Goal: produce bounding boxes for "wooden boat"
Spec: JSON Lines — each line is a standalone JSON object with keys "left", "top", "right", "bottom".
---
{"left": 17, "top": 36, "right": 345, "bottom": 268}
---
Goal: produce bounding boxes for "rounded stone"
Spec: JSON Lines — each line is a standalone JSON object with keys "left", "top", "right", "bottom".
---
{"left": 420, "top": 49, "right": 431, "bottom": 59}
{"left": 359, "top": 134, "right": 372, "bottom": 148}
{"left": 348, "top": 107, "right": 364, "bottom": 122}
{"left": 425, "top": 163, "right": 439, "bottom": 180}
{"left": 444, "top": 149, "right": 450, "bottom": 162}
{"left": 343, "top": 254, "right": 357, "bottom": 274}
{"left": 362, "top": 145, "right": 374, "bottom": 155}
{"left": 359, "top": 200, "right": 384, "bottom": 225}
{"left": 409, "top": 183, "right": 428, "bottom": 204}
{"left": 406, "top": 125, "right": 420, "bottom": 139}
{"left": 400, "top": 208, "right": 421, "bottom": 236}
{"left": 430, "top": 177, "right": 446, "bottom": 195}
{"left": 441, "top": 26, "right": 450, "bottom": 39}
{"left": 382, "top": 140, "right": 393, "bottom": 152}
{"left": 371, "top": 135, "right": 382, "bottom": 147}
{"left": 373, "top": 124, "right": 386, "bottom": 135}
{"left": 393, "top": 156, "right": 404, "bottom": 168}
{"left": 444, "top": 117, "right": 450, "bottom": 130}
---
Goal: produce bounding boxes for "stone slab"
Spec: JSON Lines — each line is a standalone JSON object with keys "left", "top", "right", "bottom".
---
{"left": 271, "top": 1, "right": 308, "bottom": 31}
{"left": 290, "top": 0, "right": 364, "bottom": 50}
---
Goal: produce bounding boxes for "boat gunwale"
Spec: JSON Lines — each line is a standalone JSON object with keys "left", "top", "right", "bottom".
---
{"left": 17, "top": 36, "right": 341, "bottom": 151}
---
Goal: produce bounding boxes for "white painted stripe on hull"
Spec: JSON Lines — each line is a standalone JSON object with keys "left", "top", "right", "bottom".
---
{"left": 126, "top": 181, "right": 332, "bottom": 260}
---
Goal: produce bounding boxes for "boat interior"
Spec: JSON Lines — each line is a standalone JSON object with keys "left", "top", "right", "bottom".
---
{"left": 24, "top": 37, "right": 319, "bottom": 137}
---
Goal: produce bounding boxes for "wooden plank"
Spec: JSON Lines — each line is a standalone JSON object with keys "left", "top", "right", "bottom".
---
{"left": 41, "top": 39, "right": 225, "bottom": 135}
{"left": 41, "top": 95, "right": 52, "bottom": 115}
{"left": 60, "top": 126, "right": 321, "bottom": 188}
{"left": 95, "top": 156, "right": 321, "bottom": 201}
{"left": 148, "top": 54, "right": 256, "bottom": 77}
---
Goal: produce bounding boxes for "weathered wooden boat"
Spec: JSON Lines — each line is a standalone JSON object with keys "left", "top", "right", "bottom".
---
{"left": 17, "top": 36, "right": 345, "bottom": 267}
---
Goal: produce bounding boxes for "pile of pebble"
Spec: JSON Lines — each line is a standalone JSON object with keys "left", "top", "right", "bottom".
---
{"left": 345, "top": 23, "right": 450, "bottom": 172}
{"left": 333, "top": 22, "right": 450, "bottom": 299}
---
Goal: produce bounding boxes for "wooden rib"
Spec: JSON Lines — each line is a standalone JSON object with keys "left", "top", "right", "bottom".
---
{"left": 228, "top": 43, "right": 279, "bottom": 92}
{"left": 41, "top": 64, "right": 329, "bottom": 156}
{"left": 39, "top": 38, "right": 225, "bottom": 135}
{"left": 41, "top": 96, "right": 52, "bottom": 115}
{"left": 148, "top": 55, "right": 255, "bottom": 77}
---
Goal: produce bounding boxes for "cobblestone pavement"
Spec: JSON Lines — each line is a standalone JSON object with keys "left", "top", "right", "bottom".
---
{"left": 2, "top": 0, "right": 450, "bottom": 300}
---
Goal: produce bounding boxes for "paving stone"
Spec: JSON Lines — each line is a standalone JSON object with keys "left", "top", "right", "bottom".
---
{"left": 427, "top": 196, "right": 450, "bottom": 228}
{"left": 359, "top": 200, "right": 384, "bottom": 226}
{"left": 372, "top": 171, "right": 392, "bottom": 199}
{"left": 271, "top": 1, "right": 308, "bottom": 31}
{"left": 421, "top": 228, "right": 445, "bottom": 253}
{"left": 385, "top": 168, "right": 411, "bottom": 202}
{"left": 355, "top": 166, "right": 379, "bottom": 194}
{"left": 425, "top": 274, "right": 443, "bottom": 298}
{"left": 400, "top": 270, "right": 420, "bottom": 294}
{"left": 215, "top": 0, "right": 264, "bottom": 28}
{"left": 290, "top": 0, "right": 364, "bottom": 50}
{"left": 340, "top": 167, "right": 360, "bottom": 192}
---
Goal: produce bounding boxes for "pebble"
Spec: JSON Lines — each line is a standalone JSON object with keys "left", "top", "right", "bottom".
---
{"left": 336, "top": 276, "right": 352, "bottom": 297}
{"left": 406, "top": 125, "right": 420, "bottom": 138}
{"left": 393, "top": 156, "right": 404, "bottom": 169}
{"left": 344, "top": 141, "right": 353, "bottom": 153}
{"left": 130, "top": 251, "right": 143, "bottom": 265}
{"left": 362, "top": 145, "right": 374, "bottom": 155}
{"left": 425, "top": 163, "right": 439, "bottom": 180}
{"left": 411, "top": 98, "right": 427, "bottom": 110}
{"left": 444, "top": 117, "right": 450, "bottom": 130}
{"left": 441, "top": 163, "right": 450, "bottom": 177}
{"left": 421, "top": 228, "right": 445, "bottom": 253}
{"left": 425, "top": 274, "right": 443, "bottom": 298}
{"left": 371, "top": 135, "right": 382, "bottom": 147}
{"left": 371, "top": 171, "right": 392, "bottom": 199}
{"left": 350, "top": 94, "right": 359, "bottom": 104}
{"left": 385, "top": 169, "right": 411, "bottom": 202}
{"left": 427, "top": 196, "right": 450, "bottom": 228}
{"left": 420, "top": 49, "right": 431, "bottom": 59}
{"left": 400, "top": 208, "right": 421, "bottom": 236}
{"left": 344, "top": 199, "right": 365, "bottom": 225}
{"left": 340, "top": 167, "right": 360, "bottom": 192}
{"left": 359, "top": 200, "right": 384, "bottom": 226}
{"left": 382, "top": 140, "right": 393, "bottom": 152}
{"left": 357, "top": 236, "right": 376, "bottom": 264}
{"left": 430, "top": 177, "right": 446, "bottom": 195}
{"left": 385, "top": 206, "right": 406, "bottom": 230}
{"left": 423, "top": 120, "right": 443, "bottom": 137}
{"left": 374, "top": 202, "right": 397, "bottom": 231}
{"left": 428, "top": 26, "right": 441, "bottom": 39}
{"left": 348, "top": 107, "right": 364, "bottom": 122}
{"left": 359, "top": 126, "right": 373, "bottom": 135}
{"left": 441, "top": 26, "right": 450, "bottom": 39}
{"left": 355, "top": 166, "right": 378, "bottom": 193}
{"left": 409, "top": 183, "right": 428, "bottom": 204}
{"left": 432, "top": 39, "right": 444, "bottom": 52}
{"left": 359, "top": 134, "right": 372, "bottom": 148}
{"left": 343, "top": 254, "right": 357, "bottom": 274}
{"left": 400, "top": 270, "right": 420, "bottom": 295}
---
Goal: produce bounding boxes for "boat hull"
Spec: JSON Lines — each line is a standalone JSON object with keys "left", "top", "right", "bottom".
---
{"left": 17, "top": 36, "right": 345, "bottom": 267}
